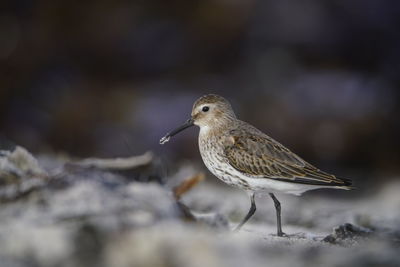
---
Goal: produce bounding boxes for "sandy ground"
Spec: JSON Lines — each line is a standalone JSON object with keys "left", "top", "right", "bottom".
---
{"left": 0, "top": 147, "right": 399, "bottom": 267}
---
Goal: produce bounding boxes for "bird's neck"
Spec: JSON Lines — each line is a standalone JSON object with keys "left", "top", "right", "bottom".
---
{"left": 199, "top": 120, "right": 234, "bottom": 139}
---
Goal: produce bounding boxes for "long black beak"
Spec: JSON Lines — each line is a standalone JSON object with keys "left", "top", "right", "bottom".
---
{"left": 159, "top": 118, "right": 194, "bottom": 144}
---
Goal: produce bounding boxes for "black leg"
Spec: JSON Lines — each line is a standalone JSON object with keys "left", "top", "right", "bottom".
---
{"left": 269, "top": 193, "right": 285, "bottom": 237}
{"left": 234, "top": 193, "right": 256, "bottom": 231}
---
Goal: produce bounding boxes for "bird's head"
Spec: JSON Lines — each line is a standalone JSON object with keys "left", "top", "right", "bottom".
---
{"left": 160, "top": 94, "right": 236, "bottom": 144}
{"left": 191, "top": 94, "right": 236, "bottom": 128}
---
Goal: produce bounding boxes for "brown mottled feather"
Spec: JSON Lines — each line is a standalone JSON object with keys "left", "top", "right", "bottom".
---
{"left": 223, "top": 121, "right": 352, "bottom": 187}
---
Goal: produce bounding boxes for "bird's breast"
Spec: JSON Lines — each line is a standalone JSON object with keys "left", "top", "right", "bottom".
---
{"left": 198, "top": 135, "right": 251, "bottom": 190}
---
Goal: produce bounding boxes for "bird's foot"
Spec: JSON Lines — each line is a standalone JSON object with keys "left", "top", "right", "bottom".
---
{"left": 276, "top": 231, "right": 288, "bottom": 237}
{"left": 273, "top": 232, "right": 308, "bottom": 238}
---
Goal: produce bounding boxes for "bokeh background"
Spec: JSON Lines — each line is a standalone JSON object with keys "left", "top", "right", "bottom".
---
{"left": 1, "top": 0, "right": 400, "bottom": 188}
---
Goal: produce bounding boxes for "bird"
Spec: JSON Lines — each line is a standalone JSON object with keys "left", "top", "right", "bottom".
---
{"left": 160, "top": 94, "right": 353, "bottom": 236}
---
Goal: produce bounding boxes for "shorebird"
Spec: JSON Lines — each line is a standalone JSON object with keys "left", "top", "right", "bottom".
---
{"left": 160, "top": 94, "right": 352, "bottom": 236}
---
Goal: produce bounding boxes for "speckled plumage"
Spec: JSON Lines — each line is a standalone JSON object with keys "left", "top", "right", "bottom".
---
{"left": 160, "top": 94, "right": 353, "bottom": 235}
{"left": 194, "top": 94, "right": 352, "bottom": 194}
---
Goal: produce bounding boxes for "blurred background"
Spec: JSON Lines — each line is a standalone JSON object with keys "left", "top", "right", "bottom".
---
{"left": 1, "top": 0, "right": 399, "bottom": 187}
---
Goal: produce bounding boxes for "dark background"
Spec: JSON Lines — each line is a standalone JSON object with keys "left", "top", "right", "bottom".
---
{"left": 1, "top": 0, "right": 399, "bottom": 186}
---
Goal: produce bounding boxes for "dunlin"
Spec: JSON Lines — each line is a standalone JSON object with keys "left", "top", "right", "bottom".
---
{"left": 160, "top": 94, "right": 352, "bottom": 236}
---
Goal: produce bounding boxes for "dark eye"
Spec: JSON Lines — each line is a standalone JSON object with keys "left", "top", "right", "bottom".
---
{"left": 202, "top": 106, "right": 210, "bottom": 112}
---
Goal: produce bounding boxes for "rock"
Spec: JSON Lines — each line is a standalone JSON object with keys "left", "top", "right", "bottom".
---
{"left": 323, "top": 223, "right": 373, "bottom": 244}
{"left": 0, "top": 146, "right": 48, "bottom": 182}
{"left": 0, "top": 178, "right": 186, "bottom": 267}
{"left": 0, "top": 146, "right": 48, "bottom": 201}
{"left": 323, "top": 222, "right": 400, "bottom": 247}
{"left": 66, "top": 151, "right": 153, "bottom": 170}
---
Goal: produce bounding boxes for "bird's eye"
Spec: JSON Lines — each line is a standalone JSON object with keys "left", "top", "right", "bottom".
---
{"left": 202, "top": 106, "right": 210, "bottom": 112}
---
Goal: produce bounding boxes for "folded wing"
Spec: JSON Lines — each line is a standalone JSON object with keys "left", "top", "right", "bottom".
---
{"left": 224, "top": 129, "right": 352, "bottom": 187}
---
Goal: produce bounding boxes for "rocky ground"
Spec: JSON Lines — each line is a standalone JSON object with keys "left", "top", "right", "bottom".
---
{"left": 0, "top": 146, "right": 399, "bottom": 267}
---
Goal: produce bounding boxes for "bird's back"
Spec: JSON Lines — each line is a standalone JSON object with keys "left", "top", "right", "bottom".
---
{"left": 220, "top": 120, "right": 352, "bottom": 188}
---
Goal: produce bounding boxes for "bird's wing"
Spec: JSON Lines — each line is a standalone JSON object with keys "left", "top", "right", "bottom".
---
{"left": 223, "top": 129, "right": 351, "bottom": 186}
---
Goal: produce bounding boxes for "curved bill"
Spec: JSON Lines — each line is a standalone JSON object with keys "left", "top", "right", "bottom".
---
{"left": 159, "top": 118, "right": 194, "bottom": 145}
